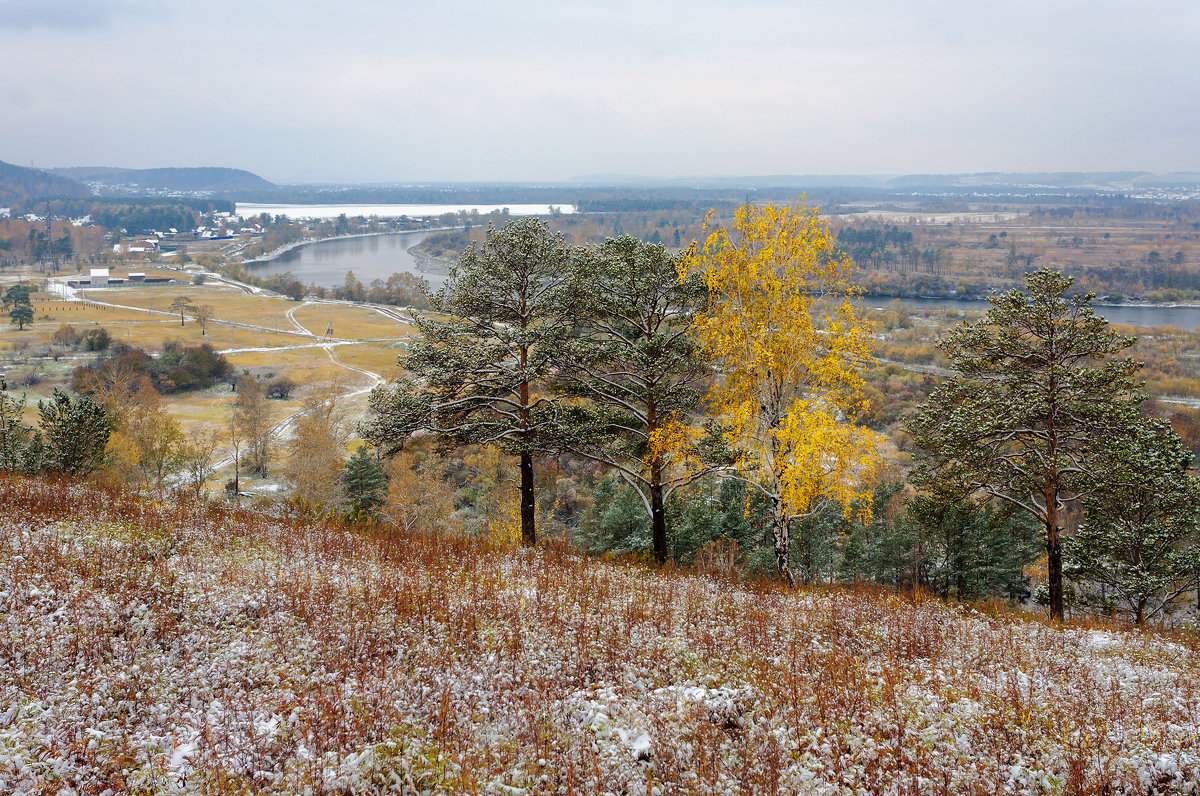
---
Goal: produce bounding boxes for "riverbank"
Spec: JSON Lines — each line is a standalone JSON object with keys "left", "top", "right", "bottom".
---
{"left": 242, "top": 228, "right": 445, "bottom": 266}
{"left": 239, "top": 228, "right": 451, "bottom": 290}
{"left": 860, "top": 292, "right": 1200, "bottom": 310}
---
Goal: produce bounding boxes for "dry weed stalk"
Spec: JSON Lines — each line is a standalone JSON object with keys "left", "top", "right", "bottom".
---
{"left": 0, "top": 472, "right": 1197, "bottom": 794}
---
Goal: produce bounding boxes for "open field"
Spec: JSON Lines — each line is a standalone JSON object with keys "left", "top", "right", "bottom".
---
{"left": 836, "top": 206, "right": 1200, "bottom": 301}
{"left": 94, "top": 287, "right": 305, "bottom": 333}
{"left": 1, "top": 282, "right": 416, "bottom": 492}
{"left": 0, "top": 474, "right": 1196, "bottom": 794}
{"left": 291, "top": 303, "right": 411, "bottom": 340}
{"left": 330, "top": 342, "right": 407, "bottom": 379}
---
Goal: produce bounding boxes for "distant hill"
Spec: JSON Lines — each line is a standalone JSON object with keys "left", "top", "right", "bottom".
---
{"left": 1130, "top": 172, "right": 1200, "bottom": 187}
{"left": 0, "top": 160, "right": 90, "bottom": 203}
{"left": 569, "top": 173, "right": 893, "bottom": 189}
{"left": 48, "top": 166, "right": 276, "bottom": 196}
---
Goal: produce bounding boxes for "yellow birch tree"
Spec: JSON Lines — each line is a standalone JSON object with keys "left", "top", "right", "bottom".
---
{"left": 685, "top": 200, "right": 882, "bottom": 587}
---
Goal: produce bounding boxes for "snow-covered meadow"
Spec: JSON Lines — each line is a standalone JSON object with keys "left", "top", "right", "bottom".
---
{"left": 1, "top": 474, "right": 1197, "bottom": 794}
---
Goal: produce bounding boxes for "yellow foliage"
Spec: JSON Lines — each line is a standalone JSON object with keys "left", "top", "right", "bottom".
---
{"left": 685, "top": 200, "right": 883, "bottom": 526}
{"left": 102, "top": 376, "right": 185, "bottom": 491}
{"left": 646, "top": 418, "right": 706, "bottom": 482}
{"left": 486, "top": 487, "right": 523, "bottom": 551}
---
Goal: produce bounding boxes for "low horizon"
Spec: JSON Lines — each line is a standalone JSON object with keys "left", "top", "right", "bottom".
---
{"left": 25, "top": 164, "right": 1200, "bottom": 189}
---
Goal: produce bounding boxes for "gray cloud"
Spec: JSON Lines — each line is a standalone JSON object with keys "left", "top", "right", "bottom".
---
{"left": 0, "top": 0, "right": 154, "bottom": 30}
{"left": 0, "top": 0, "right": 1196, "bottom": 181}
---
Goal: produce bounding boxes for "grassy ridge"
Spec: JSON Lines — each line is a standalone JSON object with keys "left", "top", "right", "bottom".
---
{"left": 1, "top": 474, "right": 1197, "bottom": 794}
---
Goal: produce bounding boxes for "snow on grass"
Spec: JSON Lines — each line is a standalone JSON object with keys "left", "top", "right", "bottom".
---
{"left": 0, "top": 474, "right": 1198, "bottom": 794}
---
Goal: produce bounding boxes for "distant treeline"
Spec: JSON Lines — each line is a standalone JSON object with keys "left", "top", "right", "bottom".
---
{"left": 230, "top": 185, "right": 872, "bottom": 212}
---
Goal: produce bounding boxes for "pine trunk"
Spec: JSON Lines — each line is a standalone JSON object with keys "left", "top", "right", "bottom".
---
{"left": 650, "top": 475, "right": 667, "bottom": 564}
{"left": 519, "top": 451, "right": 536, "bottom": 547}
{"left": 1046, "top": 484, "right": 1064, "bottom": 621}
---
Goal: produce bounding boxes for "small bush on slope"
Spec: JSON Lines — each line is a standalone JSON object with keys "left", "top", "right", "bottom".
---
{"left": 0, "top": 473, "right": 1197, "bottom": 794}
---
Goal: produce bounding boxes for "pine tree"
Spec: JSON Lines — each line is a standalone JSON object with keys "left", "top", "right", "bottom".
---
{"left": 556, "top": 235, "right": 711, "bottom": 563}
{"left": 37, "top": 389, "right": 112, "bottom": 477}
{"left": 9, "top": 301, "right": 33, "bottom": 330}
{"left": 169, "top": 296, "right": 195, "bottom": 327}
{"left": 911, "top": 269, "right": 1144, "bottom": 620}
{"left": 2, "top": 284, "right": 31, "bottom": 308}
{"left": 0, "top": 379, "right": 31, "bottom": 472}
{"left": 1066, "top": 418, "right": 1200, "bottom": 624}
{"left": 341, "top": 445, "right": 387, "bottom": 521}
{"left": 363, "top": 218, "right": 575, "bottom": 546}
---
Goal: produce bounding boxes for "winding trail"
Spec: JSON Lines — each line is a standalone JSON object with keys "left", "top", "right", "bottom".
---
{"left": 46, "top": 273, "right": 405, "bottom": 485}
{"left": 285, "top": 301, "right": 318, "bottom": 338}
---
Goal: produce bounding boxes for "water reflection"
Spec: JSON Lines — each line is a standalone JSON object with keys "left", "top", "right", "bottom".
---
{"left": 244, "top": 231, "right": 444, "bottom": 289}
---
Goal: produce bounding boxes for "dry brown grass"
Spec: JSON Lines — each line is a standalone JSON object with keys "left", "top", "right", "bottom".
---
{"left": 290, "top": 304, "right": 412, "bottom": 340}
{"left": 1, "top": 474, "right": 1196, "bottom": 794}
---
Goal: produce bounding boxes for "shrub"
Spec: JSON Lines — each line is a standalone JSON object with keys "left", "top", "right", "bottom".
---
{"left": 73, "top": 341, "right": 231, "bottom": 396}
{"left": 82, "top": 328, "right": 111, "bottom": 352}
{"left": 265, "top": 376, "right": 296, "bottom": 399}
{"left": 51, "top": 324, "right": 79, "bottom": 347}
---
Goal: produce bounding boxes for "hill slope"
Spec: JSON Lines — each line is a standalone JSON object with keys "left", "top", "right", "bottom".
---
{"left": 48, "top": 165, "right": 276, "bottom": 195}
{"left": 0, "top": 159, "right": 90, "bottom": 202}
{"left": 1, "top": 474, "right": 1197, "bottom": 794}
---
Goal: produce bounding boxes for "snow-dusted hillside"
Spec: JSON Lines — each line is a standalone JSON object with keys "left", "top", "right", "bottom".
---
{"left": 1, "top": 474, "right": 1197, "bottom": 794}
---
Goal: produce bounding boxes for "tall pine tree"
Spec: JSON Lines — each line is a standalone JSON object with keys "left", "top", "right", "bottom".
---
{"left": 556, "top": 236, "right": 711, "bottom": 563}
{"left": 363, "top": 218, "right": 574, "bottom": 546}
{"left": 911, "top": 270, "right": 1143, "bottom": 621}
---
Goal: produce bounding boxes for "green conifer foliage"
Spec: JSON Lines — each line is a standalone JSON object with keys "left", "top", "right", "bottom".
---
{"left": 37, "top": 389, "right": 112, "bottom": 476}
{"left": 1067, "top": 418, "right": 1200, "bottom": 624}
{"left": 341, "top": 445, "right": 388, "bottom": 521}
{"left": 911, "top": 270, "right": 1143, "bottom": 620}
{"left": 363, "top": 218, "right": 575, "bottom": 546}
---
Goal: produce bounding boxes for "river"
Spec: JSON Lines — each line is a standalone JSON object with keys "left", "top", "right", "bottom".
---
{"left": 245, "top": 232, "right": 1200, "bottom": 330}
{"left": 243, "top": 230, "right": 446, "bottom": 289}
{"left": 236, "top": 202, "right": 575, "bottom": 220}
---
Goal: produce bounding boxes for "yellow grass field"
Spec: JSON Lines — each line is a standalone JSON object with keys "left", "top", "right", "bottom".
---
{"left": 290, "top": 302, "right": 413, "bottom": 340}
{"left": 3, "top": 285, "right": 414, "bottom": 491}
{"left": 329, "top": 342, "right": 406, "bottom": 377}
{"left": 101, "top": 286, "right": 299, "bottom": 331}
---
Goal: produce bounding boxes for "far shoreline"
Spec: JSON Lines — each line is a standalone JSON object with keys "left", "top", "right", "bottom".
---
{"left": 857, "top": 292, "right": 1200, "bottom": 311}
{"left": 241, "top": 228, "right": 447, "bottom": 266}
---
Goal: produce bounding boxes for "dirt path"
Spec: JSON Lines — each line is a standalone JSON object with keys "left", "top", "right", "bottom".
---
{"left": 210, "top": 305, "right": 388, "bottom": 470}
{"left": 46, "top": 276, "right": 403, "bottom": 488}
{"left": 285, "top": 301, "right": 319, "bottom": 338}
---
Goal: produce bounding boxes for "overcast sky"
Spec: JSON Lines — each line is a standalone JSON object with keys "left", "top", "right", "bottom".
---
{"left": 1, "top": 0, "right": 1197, "bottom": 184}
